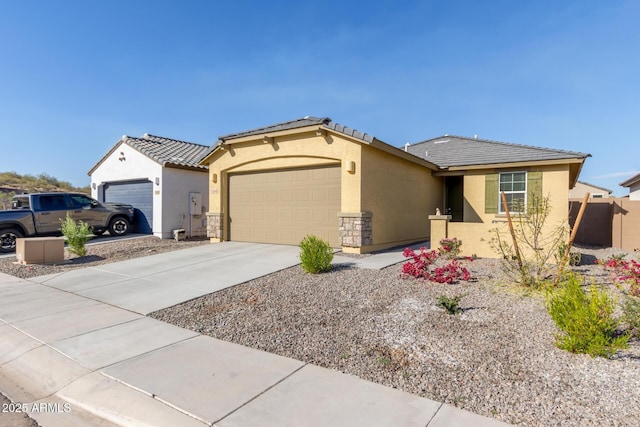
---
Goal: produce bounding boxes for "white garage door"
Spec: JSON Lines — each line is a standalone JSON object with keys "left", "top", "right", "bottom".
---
{"left": 229, "top": 166, "right": 341, "bottom": 246}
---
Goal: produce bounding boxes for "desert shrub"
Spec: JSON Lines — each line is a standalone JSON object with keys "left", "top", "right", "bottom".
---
{"left": 60, "top": 213, "right": 92, "bottom": 257}
{"left": 597, "top": 256, "right": 640, "bottom": 297}
{"left": 439, "top": 237, "right": 462, "bottom": 259}
{"left": 546, "top": 273, "right": 628, "bottom": 358}
{"left": 436, "top": 294, "right": 465, "bottom": 315}
{"left": 489, "top": 194, "right": 568, "bottom": 288}
{"left": 299, "top": 235, "right": 333, "bottom": 273}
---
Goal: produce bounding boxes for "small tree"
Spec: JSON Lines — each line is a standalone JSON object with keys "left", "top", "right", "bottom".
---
{"left": 489, "top": 194, "right": 568, "bottom": 288}
{"left": 60, "top": 213, "right": 92, "bottom": 257}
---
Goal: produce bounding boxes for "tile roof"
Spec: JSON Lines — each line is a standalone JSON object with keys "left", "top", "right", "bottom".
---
{"left": 405, "top": 135, "right": 590, "bottom": 169}
{"left": 88, "top": 134, "right": 209, "bottom": 175}
{"left": 126, "top": 134, "right": 209, "bottom": 170}
{"left": 199, "top": 116, "right": 377, "bottom": 162}
{"left": 218, "top": 116, "right": 332, "bottom": 140}
{"left": 198, "top": 117, "right": 589, "bottom": 172}
{"left": 217, "top": 116, "right": 375, "bottom": 144}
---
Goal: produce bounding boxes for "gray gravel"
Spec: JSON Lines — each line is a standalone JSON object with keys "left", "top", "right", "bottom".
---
{"left": 151, "top": 255, "right": 640, "bottom": 427}
{"left": 0, "top": 236, "right": 209, "bottom": 279}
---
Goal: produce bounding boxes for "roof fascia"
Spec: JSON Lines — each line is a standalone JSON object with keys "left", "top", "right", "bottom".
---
{"left": 163, "top": 162, "right": 209, "bottom": 172}
{"left": 219, "top": 125, "right": 322, "bottom": 145}
{"left": 445, "top": 157, "right": 586, "bottom": 172}
{"left": 620, "top": 173, "right": 640, "bottom": 188}
{"left": 369, "top": 139, "right": 439, "bottom": 170}
{"left": 203, "top": 125, "right": 438, "bottom": 170}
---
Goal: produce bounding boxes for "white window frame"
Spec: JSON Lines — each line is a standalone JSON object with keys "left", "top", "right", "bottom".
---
{"left": 499, "top": 171, "right": 527, "bottom": 213}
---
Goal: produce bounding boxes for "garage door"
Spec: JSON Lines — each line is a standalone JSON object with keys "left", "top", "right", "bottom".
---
{"left": 103, "top": 180, "right": 153, "bottom": 234}
{"left": 229, "top": 166, "right": 341, "bottom": 246}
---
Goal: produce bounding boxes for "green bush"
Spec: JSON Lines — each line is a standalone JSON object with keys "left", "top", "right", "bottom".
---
{"left": 299, "top": 235, "right": 333, "bottom": 273}
{"left": 436, "top": 294, "right": 465, "bottom": 315}
{"left": 546, "top": 273, "right": 629, "bottom": 358}
{"left": 60, "top": 213, "right": 91, "bottom": 257}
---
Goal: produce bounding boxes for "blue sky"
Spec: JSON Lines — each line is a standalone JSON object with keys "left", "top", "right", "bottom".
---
{"left": 1, "top": 0, "right": 638, "bottom": 195}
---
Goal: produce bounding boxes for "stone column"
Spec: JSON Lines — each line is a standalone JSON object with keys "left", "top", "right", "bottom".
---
{"left": 206, "top": 212, "right": 224, "bottom": 241}
{"left": 338, "top": 212, "right": 373, "bottom": 248}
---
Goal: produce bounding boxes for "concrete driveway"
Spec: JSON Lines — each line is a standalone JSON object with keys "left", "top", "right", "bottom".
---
{"left": 27, "top": 241, "right": 302, "bottom": 314}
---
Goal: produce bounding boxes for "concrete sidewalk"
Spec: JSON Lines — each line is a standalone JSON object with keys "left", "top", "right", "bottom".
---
{"left": 0, "top": 242, "right": 510, "bottom": 426}
{"left": 332, "top": 240, "right": 430, "bottom": 270}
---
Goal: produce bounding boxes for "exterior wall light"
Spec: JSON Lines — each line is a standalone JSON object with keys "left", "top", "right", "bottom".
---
{"left": 212, "top": 173, "right": 218, "bottom": 183}
{"left": 155, "top": 177, "right": 160, "bottom": 186}
{"left": 346, "top": 161, "right": 356, "bottom": 174}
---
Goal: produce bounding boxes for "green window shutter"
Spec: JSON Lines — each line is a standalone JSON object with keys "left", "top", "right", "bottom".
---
{"left": 485, "top": 173, "right": 499, "bottom": 214}
{"left": 527, "top": 171, "right": 543, "bottom": 208}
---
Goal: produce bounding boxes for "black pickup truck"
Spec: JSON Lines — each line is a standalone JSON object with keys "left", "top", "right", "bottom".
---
{"left": 0, "top": 192, "right": 135, "bottom": 253}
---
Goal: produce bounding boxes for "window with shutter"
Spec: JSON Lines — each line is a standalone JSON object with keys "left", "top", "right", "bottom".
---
{"left": 485, "top": 174, "right": 499, "bottom": 214}
{"left": 527, "top": 171, "right": 543, "bottom": 210}
{"left": 499, "top": 172, "right": 527, "bottom": 213}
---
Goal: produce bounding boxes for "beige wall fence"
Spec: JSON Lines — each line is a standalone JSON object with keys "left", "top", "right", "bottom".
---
{"left": 569, "top": 197, "right": 640, "bottom": 251}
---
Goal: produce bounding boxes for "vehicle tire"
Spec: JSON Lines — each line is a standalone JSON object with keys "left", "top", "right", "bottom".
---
{"left": 0, "top": 228, "right": 23, "bottom": 253}
{"left": 108, "top": 217, "right": 130, "bottom": 236}
{"left": 92, "top": 228, "right": 106, "bottom": 236}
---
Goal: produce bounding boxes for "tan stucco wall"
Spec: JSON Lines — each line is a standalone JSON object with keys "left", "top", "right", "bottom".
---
{"left": 445, "top": 165, "right": 571, "bottom": 258}
{"left": 359, "top": 144, "right": 442, "bottom": 252}
{"left": 204, "top": 128, "right": 441, "bottom": 252}
{"left": 569, "top": 181, "right": 612, "bottom": 199}
{"left": 206, "top": 129, "right": 360, "bottom": 242}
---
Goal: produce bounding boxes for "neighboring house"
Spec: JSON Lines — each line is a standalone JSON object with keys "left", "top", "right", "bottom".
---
{"left": 199, "top": 117, "right": 590, "bottom": 258}
{"left": 569, "top": 181, "right": 612, "bottom": 199}
{"left": 620, "top": 172, "right": 640, "bottom": 201}
{"left": 88, "top": 134, "right": 210, "bottom": 238}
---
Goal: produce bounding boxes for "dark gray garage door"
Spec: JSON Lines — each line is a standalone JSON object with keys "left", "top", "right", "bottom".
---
{"left": 103, "top": 180, "right": 153, "bottom": 234}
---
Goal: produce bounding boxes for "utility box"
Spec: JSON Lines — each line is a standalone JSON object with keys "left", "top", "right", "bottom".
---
{"left": 189, "top": 192, "right": 202, "bottom": 216}
{"left": 16, "top": 237, "right": 65, "bottom": 265}
{"left": 173, "top": 229, "right": 186, "bottom": 241}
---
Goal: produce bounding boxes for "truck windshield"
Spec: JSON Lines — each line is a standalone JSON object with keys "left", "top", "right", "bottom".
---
{"left": 69, "top": 194, "right": 96, "bottom": 209}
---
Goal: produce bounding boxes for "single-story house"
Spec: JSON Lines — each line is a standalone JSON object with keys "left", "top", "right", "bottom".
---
{"left": 88, "top": 133, "right": 210, "bottom": 238}
{"left": 569, "top": 181, "right": 612, "bottom": 199}
{"left": 620, "top": 173, "right": 640, "bottom": 201}
{"left": 199, "top": 117, "right": 590, "bottom": 258}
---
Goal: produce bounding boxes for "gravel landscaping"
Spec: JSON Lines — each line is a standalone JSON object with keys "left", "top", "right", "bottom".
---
{"left": 0, "top": 235, "right": 209, "bottom": 279}
{"left": 1, "top": 238, "right": 639, "bottom": 426}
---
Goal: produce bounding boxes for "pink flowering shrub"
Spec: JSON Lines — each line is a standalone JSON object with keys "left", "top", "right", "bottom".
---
{"left": 402, "top": 246, "right": 472, "bottom": 284}
{"left": 438, "top": 237, "right": 462, "bottom": 259}
{"left": 596, "top": 256, "right": 640, "bottom": 297}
